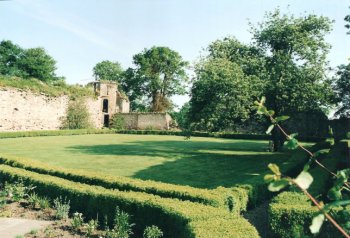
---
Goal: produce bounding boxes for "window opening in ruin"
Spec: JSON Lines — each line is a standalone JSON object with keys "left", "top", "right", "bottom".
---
{"left": 103, "top": 99, "right": 108, "bottom": 113}
{"left": 103, "top": 114, "right": 109, "bottom": 127}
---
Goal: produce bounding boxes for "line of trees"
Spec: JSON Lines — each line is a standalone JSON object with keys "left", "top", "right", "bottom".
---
{"left": 1, "top": 8, "right": 349, "bottom": 150}
{"left": 91, "top": 9, "right": 349, "bottom": 148}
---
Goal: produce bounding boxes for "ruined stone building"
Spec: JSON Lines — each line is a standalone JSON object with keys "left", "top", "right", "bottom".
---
{"left": 0, "top": 81, "right": 171, "bottom": 131}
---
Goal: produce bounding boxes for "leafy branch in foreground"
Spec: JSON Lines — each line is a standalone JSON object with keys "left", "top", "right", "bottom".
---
{"left": 255, "top": 96, "right": 350, "bottom": 237}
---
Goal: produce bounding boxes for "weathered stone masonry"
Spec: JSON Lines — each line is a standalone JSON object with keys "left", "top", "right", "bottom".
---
{"left": 0, "top": 82, "right": 172, "bottom": 131}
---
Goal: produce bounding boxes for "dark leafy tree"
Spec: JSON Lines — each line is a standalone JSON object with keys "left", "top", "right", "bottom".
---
{"left": 18, "top": 47, "right": 58, "bottom": 82}
{"left": 334, "top": 64, "right": 350, "bottom": 117}
{"left": 189, "top": 58, "right": 259, "bottom": 131}
{"left": 0, "top": 40, "right": 24, "bottom": 76}
{"left": 92, "top": 60, "right": 124, "bottom": 82}
{"left": 126, "top": 46, "right": 188, "bottom": 112}
{"left": 0, "top": 40, "right": 60, "bottom": 82}
{"left": 251, "top": 10, "right": 335, "bottom": 150}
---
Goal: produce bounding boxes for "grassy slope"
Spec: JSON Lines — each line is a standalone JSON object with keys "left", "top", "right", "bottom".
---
{"left": 0, "top": 76, "right": 94, "bottom": 97}
{"left": 0, "top": 134, "right": 293, "bottom": 189}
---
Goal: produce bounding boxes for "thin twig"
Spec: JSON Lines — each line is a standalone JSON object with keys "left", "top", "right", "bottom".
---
{"left": 291, "top": 179, "right": 350, "bottom": 238}
{"left": 269, "top": 115, "right": 350, "bottom": 190}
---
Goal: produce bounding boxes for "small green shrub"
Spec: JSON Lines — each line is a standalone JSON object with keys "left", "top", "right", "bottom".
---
{"left": 105, "top": 206, "right": 134, "bottom": 238}
{"left": 61, "top": 99, "right": 93, "bottom": 129}
{"left": 85, "top": 218, "right": 98, "bottom": 237}
{"left": 143, "top": 225, "right": 163, "bottom": 238}
{"left": 0, "top": 190, "right": 7, "bottom": 208}
{"left": 53, "top": 196, "right": 70, "bottom": 220}
{"left": 4, "top": 180, "right": 33, "bottom": 202}
{"left": 38, "top": 196, "right": 50, "bottom": 209}
{"left": 110, "top": 114, "right": 126, "bottom": 130}
{"left": 71, "top": 212, "right": 84, "bottom": 231}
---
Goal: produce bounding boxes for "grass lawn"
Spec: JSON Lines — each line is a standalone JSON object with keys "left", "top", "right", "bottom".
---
{"left": 0, "top": 134, "right": 293, "bottom": 189}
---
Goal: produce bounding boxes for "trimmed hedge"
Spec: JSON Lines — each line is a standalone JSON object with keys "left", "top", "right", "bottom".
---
{"left": 269, "top": 140, "right": 350, "bottom": 238}
{"left": 0, "top": 165, "right": 259, "bottom": 238}
{"left": 0, "top": 156, "right": 250, "bottom": 213}
{"left": 0, "top": 129, "right": 114, "bottom": 139}
{"left": 116, "top": 129, "right": 271, "bottom": 140}
{"left": 269, "top": 192, "right": 350, "bottom": 238}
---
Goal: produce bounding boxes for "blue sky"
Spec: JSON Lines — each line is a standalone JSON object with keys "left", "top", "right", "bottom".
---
{"left": 0, "top": 0, "right": 349, "bottom": 107}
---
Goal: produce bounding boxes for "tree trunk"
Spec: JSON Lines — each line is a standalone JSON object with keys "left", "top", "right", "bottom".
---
{"left": 271, "top": 126, "right": 286, "bottom": 152}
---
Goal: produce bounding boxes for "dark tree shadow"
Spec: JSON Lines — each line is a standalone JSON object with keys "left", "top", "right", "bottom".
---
{"left": 67, "top": 140, "right": 288, "bottom": 189}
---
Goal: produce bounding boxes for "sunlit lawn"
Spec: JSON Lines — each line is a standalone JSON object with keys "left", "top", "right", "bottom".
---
{"left": 0, "top": 134, "right": 293, "bottom": 188}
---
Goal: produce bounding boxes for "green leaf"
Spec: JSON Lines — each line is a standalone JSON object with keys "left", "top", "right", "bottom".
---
{"left": 260, "top": 96, "right": 266, "bottom": 104}
{"left": 303, "top": 160, "right": 313, "bottom": 172}
{"left": 268, "top": 179, "right": 289, "bottom": 192}
{"left": 310, "top": 213, "right": 325, "bottom": 234}
{"left": 268, "top": 163, "right": 281, "bottom": 176}
{"left": 254, "top": 101, "right": 260, "bottom": 106}
{"left": 313, "top": 149, "right": 329, "bottom": 159}
{"left": 268, "top": 110, "right": 275, "bottom": 116}
{"left": 294, "top": 171, "right": 313, "bottom": 190}
{"left": 285, "top": 138, "right": 299, "bottom": 150}
{"left": 327, "top": 187, "right": 342, "bottom": 201}
{"left": 289, "top": 133, "right": 298, "bottom": 139}
{"left": 266, "top": 125, "right": 274, "bottom": 134}
{"left": 275, "top": 116, "right": 290, "bottom": 122}
{"left": 264, "top": 174, "right": 276, "bottom": 183}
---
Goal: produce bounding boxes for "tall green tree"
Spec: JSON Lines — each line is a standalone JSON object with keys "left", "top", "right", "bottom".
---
{"left": 251, "top": 10, "right": 334, "bottom": 150}
{"left": 0, "top": 40, "right": 60, "bottom": 82}
{"left": 188, "top": 10, "right": 334, "bottom": 150}
{"left": 334, "top": 64, "right": 350, "bottom": 117}
{"left": 0, "top": 40, "right": 24, "bottom": 76}
{"left": 18, "top": 47, "right": 58, "bottom": 82}
{"left": 92, "top": 60, "right": 123, "bottom": 82}
{"left": 189, "top": 58, "right": 259, "bottom": 131}
{"left": 125, "top": 46, "right": 188, "bottom": 112}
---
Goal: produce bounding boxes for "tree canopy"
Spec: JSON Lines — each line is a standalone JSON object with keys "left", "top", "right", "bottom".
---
{"left": 0, "top": 40, "right": 60, "bottom": 82}
{"left": 334, "top": 64, "right": 350, "bottom": 117}
{"left": 189, "top": 58, "right": 259, "bottom": 131}
{"left": 92, "top": 60, "right": 123, "bottom": 82}
{"left": 123, "top": 46, "right": 188, "bottom": 112}
{"left": 188, "top": 10, "right": 335, "bottom": 149}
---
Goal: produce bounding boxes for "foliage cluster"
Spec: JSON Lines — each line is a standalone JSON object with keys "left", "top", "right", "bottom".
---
{"left": 60, "top": 98, "right": 93, "bottom": 130}
{"left": 121, "top": 46, "right": 188, "bottom": 112}
{"left": 110, "top": 114, "right": 126, "bottom": 130}
{"left": 0, "top": 40, "right": 61, "bottom": 82}
{"left": 256, "top": 96, "right": 350, "bottom": 237}
{"left": 187, "top": 10, "right": 335, "bottom": 150}
{"left": 0, "top": 164, "right": 260, "bottom": 238}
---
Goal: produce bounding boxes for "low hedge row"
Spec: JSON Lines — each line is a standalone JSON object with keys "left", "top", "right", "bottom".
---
{"left": 0, "top": 165, "right": 259, "bottom": 238}
{"left": 116, "top": 129, "right": 325, "bottom": 142}
{"left": 116, "top": 129, "right": 271, "bottom": 140}
{"left": 269, "top": 140, "right": 350, "bottom": 238}
{"left": 0, "top": 128, "right": 325, "bottom": 142}
{"left": 269, "top": 192, "right": 350, "bottom": 238}
{"left": 0, "top": 156, "right": 250, "bottom": 213}
{"left": 0, "top": 129, "right": 114, "bottom": 139}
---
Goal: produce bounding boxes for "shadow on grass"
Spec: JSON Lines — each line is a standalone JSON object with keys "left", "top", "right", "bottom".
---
{"left": 67, "top": 140, "right": 287, "bottom": 188}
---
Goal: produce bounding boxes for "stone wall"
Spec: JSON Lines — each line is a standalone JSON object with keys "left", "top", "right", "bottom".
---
{"left": 0, "top": 86, "right": 171, "bottom": 132}
{"left": 0, "top": 87, "right": 104, "bottom": 131}
{"left": 85, "top": 97, "right": 103, "bottom": 128}
{"left": 0, "top": 87, "right": 69, "bottom": 131}
{"left": 117, "top": 113, "right": 172, "bottom": 130}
